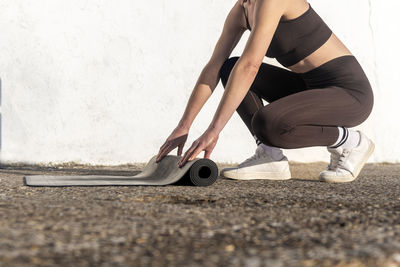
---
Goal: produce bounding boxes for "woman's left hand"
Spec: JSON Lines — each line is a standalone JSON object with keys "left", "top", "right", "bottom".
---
{"left": 178, "top": 128, "right": 219, "bottom": 168}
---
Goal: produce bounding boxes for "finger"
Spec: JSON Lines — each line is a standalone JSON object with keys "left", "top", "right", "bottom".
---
{"left": 159, "top": 142, "right": 167, "bottom": 152}
{"left": 204, "top": 149, "right": 212, "bottom": 159}
{"left": 179, "top": 143, "right": 198, "bottom": 167}
{"left": 183, "top": 142, "right": 198, "bottom": 161}
{"left": 177, "top": 144, "right": 183, "bottom": 157}
{"left": 178, "top": 152, "right": 190, "bottom": 168}
{"left": 158, "top": 141, "right": 169, "bottom": 153}
{"left": 202, "top": 139, "right": 217, "bottom": 159}
{"left": 156, "top": 149, "right": 166, "bottom": 162}
{"left": 178, "top": 148, "right": 193, "bottom": 167}
{"left": 188, "top": 145, "right": 203, "bottom": 161}
{"left": 158, "top": 146, "right": 169, "bottom": 160}
{"left": 156, "top": 143, "right": 172, "bottom": 162}
{"left": 156, "top": 150, "right": 163, "bottom": 162}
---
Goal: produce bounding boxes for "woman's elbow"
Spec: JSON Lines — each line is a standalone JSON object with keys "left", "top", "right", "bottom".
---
{"left": 235, "top": 59, "right": 260, "bottom": 76}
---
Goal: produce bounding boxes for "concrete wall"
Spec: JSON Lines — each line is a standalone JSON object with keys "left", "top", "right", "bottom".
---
{"left": 0, "top": 0, "right": 398, "bottom": 165}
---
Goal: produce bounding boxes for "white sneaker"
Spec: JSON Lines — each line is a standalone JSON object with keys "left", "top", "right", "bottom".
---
{"left": 319, "top": 130, "right": 375, "bottom": 183}
{"left": 220, "top": 145, "right": 292, "bottom": 180}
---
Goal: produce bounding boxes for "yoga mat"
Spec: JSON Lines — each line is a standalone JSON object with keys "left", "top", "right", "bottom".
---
{"left": 24, "top": 155, "right": 219, "bottom": 187}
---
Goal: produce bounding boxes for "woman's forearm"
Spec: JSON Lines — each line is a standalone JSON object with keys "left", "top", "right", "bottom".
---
{"left": 177, "top": 64, "right": 223, "bottom": 130}
{"left": 207, "top": 60, "right": 259, "bottom": 134}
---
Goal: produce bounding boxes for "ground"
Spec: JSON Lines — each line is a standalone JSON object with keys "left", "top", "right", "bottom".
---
{"left": 0, "top": 162, "right": 399, "bottom": 267}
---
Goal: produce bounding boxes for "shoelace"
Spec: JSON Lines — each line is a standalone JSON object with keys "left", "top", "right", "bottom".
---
{"left": 337, "top": 149, "right": 351, "bottom": 169}
{"left": 327, "top": 149, "right": 350, "bottom": 170}
{"left": 327, "top": 152, "right": 340, "bottom": 170}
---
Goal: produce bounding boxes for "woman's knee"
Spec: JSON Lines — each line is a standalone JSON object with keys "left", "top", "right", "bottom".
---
{"left": 219, "top": 57, "right": 239, "bottom": 87}
{"left": 354, "top": 89, "right": 374, "bottom": 126}
{"left": 251, "top": 108, "right": 291, "bottom": 147}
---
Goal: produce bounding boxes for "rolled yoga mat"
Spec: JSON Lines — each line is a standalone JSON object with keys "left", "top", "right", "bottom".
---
{"left": 24, "top": 155, "right": 219, "bottom": 187}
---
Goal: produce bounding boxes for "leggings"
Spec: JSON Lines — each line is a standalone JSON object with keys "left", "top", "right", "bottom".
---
{"left": 218, "top": 55, "right": 374, "bottom": 149}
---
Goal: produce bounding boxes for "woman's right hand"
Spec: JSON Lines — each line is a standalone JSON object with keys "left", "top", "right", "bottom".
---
{"left": 156, "top": 126, "right": 189, "bottom": 163}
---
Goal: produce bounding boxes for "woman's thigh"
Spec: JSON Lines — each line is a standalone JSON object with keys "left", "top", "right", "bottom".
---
{"left": 251, "top": 86, "right": 374, "bottom": 148}
{"left": 220, "top": 57, "right": 309, "bottom": 102}
{"left": 254, "top": 86, "right": 372, "bottom": 128}
{"left": 251, "top": 60, "right": 309, "bottom": 102}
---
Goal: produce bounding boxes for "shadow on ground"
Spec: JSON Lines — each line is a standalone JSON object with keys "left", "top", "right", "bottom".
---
{"left": 0, "top": 162, "right": 399, "bottom": 267}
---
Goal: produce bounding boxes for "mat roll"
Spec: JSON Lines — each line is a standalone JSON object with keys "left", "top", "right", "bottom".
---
{"left": 24, "top": 155, "right": 219, "bottom": 187}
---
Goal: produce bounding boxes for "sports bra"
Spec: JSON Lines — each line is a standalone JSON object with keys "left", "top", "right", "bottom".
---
{"left": 243, "top": 3, "right": 332, "bottom": 67}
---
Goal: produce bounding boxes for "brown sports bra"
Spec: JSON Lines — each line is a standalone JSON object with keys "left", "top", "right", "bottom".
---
{"left": 243, "top": 3, "right": 332, "bottom": 67}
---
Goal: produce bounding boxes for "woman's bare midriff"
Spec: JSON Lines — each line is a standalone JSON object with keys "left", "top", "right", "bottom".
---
{"left": 285, "top": 32, "right": 353, "bottom": 74}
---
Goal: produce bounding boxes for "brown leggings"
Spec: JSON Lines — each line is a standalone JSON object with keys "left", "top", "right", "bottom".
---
{"left": 218, "top": 55, "right": 374, "bottom": 149}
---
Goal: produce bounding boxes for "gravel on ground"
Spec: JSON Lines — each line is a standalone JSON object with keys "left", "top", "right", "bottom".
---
{"left": 0, "top": 162, "right": 399, "bottom": 267}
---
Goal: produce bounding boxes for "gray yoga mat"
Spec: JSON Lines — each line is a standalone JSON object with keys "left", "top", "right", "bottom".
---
{"left": 24, "top": 155, "right": 219, "bottom": 187}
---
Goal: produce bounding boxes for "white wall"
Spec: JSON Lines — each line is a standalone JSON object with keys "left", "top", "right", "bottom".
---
{"left": 0, "top": 0, "right": 398, "bottom": 165}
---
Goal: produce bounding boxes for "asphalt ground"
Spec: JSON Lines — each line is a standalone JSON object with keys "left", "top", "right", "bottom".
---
{"left": 0, "top": 162, "right": 399, "bottom": 267}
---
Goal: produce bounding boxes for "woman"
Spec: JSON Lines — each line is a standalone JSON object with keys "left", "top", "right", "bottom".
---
{"left": 156, "top": 0, "right": 374, "bottom": 183}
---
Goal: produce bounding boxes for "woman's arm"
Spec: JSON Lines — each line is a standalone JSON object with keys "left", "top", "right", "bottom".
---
{"left": 207, "top": 0, "right": 287, "bottom": 135}
{"left": 178, "top": 0, "right": 288, "bottom": 167}
{"left": 177, "top": 1, "right": 246, "bottom": 130}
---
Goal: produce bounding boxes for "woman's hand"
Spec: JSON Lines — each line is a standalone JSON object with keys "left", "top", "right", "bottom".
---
{"left": 156, "top": 126, "right": 189, "bottom": 163}
{"left": 178, "top": 128, "right": 219, "bottom": 168}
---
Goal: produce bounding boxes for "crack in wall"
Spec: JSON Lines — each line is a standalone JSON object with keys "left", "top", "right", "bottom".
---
{"left": 367, "top": 0, "right": 380, "bottom": 93}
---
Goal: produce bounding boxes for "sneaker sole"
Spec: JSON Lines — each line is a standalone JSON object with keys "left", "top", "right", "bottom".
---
{"left": 319, "top": 140, "right": 375, "bottom": 183}
{"left": 222, "top": 169, "right": 292, "bottom": 181}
